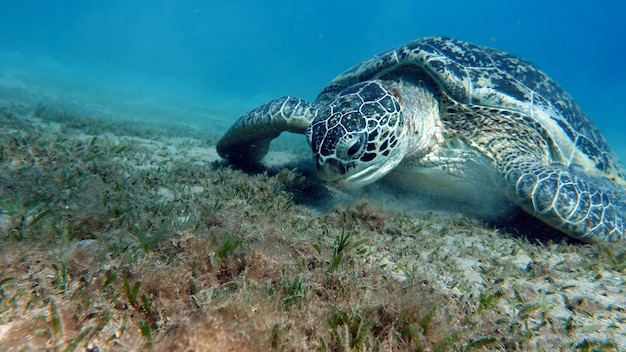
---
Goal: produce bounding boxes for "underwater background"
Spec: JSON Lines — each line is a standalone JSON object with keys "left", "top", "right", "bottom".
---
{"left": 1, "top": 0, "right": 625, "bottom": 158}
{"left": 3, "top": 2, "right": 626, "bottom": 350}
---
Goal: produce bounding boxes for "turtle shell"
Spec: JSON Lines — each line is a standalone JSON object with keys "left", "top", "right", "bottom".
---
{"left": 316, "top": 36, "right": 624, "bottom": 179}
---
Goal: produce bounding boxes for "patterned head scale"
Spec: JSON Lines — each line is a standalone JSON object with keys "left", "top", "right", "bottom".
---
{"left": 306, "top": 80, "right": 407, "bottom": 188}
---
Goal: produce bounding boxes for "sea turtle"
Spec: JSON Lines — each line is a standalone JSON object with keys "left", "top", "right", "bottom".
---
{"left": 216, "top": 36, "right": 626, "bottom": 243}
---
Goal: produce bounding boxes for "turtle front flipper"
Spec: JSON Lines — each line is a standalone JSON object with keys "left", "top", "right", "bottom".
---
{"left": 503, "top": 160, "right": 626, "bottom": 242}
{"left": 217, "top": 97, "right": 318, "bottom": 165}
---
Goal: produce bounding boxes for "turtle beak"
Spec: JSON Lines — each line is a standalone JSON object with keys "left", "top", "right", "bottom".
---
{"left": 313, "top": 146, "right": 406, "bottom": 190}
{"left": 340, "top": 165, "right": 386, "bottom": 188}
{"left": 313, "top": 157, "right": 347, "bottom": 183}
{"left": 313, "top": 156, "right": 385, "bottom": 190}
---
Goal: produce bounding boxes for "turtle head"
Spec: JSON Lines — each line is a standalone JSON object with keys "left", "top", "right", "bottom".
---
{"left": 306, "top": 80, "right": 408, "bottom": 189}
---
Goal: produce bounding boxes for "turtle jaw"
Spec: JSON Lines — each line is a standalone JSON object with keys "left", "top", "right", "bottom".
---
{"left": 315, "top": 150, "right": 405, "bottom": 190}
{"left": 338, "top": 161, "right": 397, "bottom": 189}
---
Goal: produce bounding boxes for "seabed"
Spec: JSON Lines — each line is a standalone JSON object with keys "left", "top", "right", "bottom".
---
{"left": 1, "top": 88, "right": 625, "bottom": 351}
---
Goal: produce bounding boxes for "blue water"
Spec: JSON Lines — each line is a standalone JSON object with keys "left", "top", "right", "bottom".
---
{"left": 1, "top": 1, "right": 625, "bottom": 157}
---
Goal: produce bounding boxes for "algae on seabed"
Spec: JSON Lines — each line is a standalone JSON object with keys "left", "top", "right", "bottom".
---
{"left": 0, "top": 98, "right": 625, "bottom": 351}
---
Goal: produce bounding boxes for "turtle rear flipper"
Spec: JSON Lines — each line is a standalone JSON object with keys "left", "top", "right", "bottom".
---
{"left": 504, "top": 160, "right": 625, "bottom": 242}
{"left": 448, "top": 102, "right": 626, "bottom": 242}
{"left": 217, "top": 97, "right": 318, "bottom": 165}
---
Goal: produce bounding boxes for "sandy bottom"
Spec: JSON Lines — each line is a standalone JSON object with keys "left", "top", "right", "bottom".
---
{"left": 1, "top": 72, "right": 626, "bottom": 351}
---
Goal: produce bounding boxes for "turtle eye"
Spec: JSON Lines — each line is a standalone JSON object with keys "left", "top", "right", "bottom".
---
{"left": 336, "top": 134, "right": 365, "bottom": 159}
{"left": 347, "top": 140, "right": 362, "bottom": 156}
